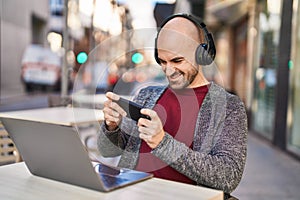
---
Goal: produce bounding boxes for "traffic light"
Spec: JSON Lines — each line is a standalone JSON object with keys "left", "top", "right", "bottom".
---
{"left": 131, "top": 52, "right": 144, "bottom": 64}
{"left": 76, "top": 52, "right": 88, "bottom": 64}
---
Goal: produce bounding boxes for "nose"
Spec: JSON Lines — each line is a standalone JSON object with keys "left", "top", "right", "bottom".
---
{"left": 164, "top": 65, "right": 176, "bottom": 76}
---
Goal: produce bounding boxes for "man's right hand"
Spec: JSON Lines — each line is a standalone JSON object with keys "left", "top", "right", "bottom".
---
{"left": 103, "top": 92, "right": 127, "bottom": 131}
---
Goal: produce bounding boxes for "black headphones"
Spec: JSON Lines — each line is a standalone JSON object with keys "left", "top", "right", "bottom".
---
{"left": 154, "top": 13, "right": 216, "bottom": 66}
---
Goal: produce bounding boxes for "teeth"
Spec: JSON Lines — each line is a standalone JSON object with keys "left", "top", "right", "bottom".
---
{"left": 170, "top": 72, "right": 181, "bottom": 79}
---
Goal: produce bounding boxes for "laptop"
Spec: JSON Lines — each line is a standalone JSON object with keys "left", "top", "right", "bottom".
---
{"left": 0, "top": 116, "right": 153, "bottom": 192}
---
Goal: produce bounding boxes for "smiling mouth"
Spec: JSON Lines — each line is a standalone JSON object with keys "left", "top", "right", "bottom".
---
{"left": 169, "top": 71, "right": 183, "bottom": 80}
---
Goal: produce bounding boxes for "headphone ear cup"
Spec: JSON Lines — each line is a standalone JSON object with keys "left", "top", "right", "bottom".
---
{"left": 195, "top": 44, "right": 213, "bottom": 65}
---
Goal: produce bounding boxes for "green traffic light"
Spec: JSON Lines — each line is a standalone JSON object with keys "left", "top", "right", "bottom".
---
{"left": 77, "top": 52, "right": 88, "bottom": 64}
{"left": 131, "top": 52, "right": 143, "bottom": 64}
{"left": 288, "top": 60, "right": 293, "bottom": 70}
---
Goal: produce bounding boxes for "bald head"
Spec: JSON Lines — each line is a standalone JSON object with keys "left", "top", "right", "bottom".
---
{"left": 161, "top": 17, "right": 204, "bottom": 43}
{"left": 156, "top": 16, "right": 205, "bottom": 65}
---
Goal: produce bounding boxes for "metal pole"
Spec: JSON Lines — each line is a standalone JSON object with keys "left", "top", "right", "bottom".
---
{"left": 61, "top": 0, "right": 69, "bottom": 101}
{"left": 273, "top": 0, "right": 293, "bottom": 150}
{"left": 0, "top": 0, "right": 2, "bottom": 103}
{"left": 90, "top": 0, "right": 95, "bottom": 52}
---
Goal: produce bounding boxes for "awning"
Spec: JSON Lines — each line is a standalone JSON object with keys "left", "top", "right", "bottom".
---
{"left": 206, "top": 0, "right": 248, "bottom": 25}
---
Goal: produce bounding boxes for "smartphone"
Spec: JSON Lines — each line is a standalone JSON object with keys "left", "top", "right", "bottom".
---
{"left": 113, "top": 97, "right": 151, "bottom": 122}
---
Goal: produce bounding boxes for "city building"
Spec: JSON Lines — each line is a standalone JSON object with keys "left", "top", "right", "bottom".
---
{"left": 1, "top": 0, "right": 50, "bottom": 98}
{"left": 208, "top": 0, "right": 300, "bottom": 159}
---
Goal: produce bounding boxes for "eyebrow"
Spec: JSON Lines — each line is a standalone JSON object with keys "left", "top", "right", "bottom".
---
{"left": 159, "top": 55, "right": 184, "bottom": 62}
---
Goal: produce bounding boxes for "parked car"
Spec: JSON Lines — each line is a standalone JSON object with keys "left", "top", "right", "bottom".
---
{"left": 21, "top": 44, "right": 61, "bottom": 92}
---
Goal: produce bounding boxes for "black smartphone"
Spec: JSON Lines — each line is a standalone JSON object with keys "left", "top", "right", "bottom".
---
{"left": 113, "top": 97, "right": 151, "bottom": 122}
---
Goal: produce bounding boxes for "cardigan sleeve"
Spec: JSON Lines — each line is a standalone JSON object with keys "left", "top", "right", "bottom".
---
{"left": 97, "top": 122, "right": 128, "bottom": 157}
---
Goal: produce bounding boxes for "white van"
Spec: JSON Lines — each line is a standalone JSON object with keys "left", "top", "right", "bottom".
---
{"left": 21, "top": 44, "right": 61, "bottom": 92}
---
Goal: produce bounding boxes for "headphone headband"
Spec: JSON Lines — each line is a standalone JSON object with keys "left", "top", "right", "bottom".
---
{"left": 158, "top": 13, "right": 206, "bottom": 31}
{"left": 155, "top": 13, "right": 216, "bottom": 66}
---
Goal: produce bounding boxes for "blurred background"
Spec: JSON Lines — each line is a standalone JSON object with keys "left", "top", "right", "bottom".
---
{"left": 1, "top": 0, "right": 300, "bottom": 198}
{"left": 2, "top": 0, "right": 300, "bottom": 159}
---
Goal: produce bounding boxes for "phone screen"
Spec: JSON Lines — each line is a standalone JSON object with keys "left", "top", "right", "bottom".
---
{"left": 114, "top": 97, "right": 151, "bottom": 121}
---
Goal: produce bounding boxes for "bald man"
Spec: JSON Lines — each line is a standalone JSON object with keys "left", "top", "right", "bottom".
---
{"left": 97, "top": 13, "right": 248, "bottom": 197}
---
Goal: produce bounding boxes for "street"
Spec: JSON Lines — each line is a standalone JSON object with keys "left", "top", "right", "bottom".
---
{"left": 232, "top": 133, "right": 300, "bottom": 199}
{"left": 0, "top": 92, "right": 56, "bottom": 112}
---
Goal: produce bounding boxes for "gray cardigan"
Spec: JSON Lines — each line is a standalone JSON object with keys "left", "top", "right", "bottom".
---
{"left": 97, "top": 82, "right": 248, "bottom": 194}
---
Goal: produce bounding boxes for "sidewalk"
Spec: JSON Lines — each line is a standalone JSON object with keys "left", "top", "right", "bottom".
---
{"left": 232, "top": 132, "right": 300, "bottom": 199}
{"left": 0, "top": 93, "right": 49, "bottom": 112}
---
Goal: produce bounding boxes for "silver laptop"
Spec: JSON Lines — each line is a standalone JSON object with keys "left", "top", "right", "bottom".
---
{"left": 0, "top": 117, "right": 153, "bottom": 192}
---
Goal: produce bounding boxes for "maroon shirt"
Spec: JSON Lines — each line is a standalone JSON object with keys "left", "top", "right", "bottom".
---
{"left": 136, "top": 85, "right": 209, "bottom": 184}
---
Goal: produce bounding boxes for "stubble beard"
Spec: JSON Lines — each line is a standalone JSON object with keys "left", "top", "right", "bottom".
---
{"left": 168, "top": 68, "right": 198, "bottom": 90}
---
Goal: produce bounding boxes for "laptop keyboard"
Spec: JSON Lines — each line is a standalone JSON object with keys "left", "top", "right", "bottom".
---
{"left": 95, "top": 164, "right": 120, "bottom": 175}
{"left": 99, "top": 174, "right": 128, "bottom": 187}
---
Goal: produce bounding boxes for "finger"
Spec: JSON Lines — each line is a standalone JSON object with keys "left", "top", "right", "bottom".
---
{"left": 106, "top": 92, "right": 120, "bottom": 101}
{"left": 103, "top": 99, "right": 112, "bottom": 108}
{"left": 105, "top": 115, "right": 120, "bottom": 123}
{"left": 105, "top": 94, "right": 127, "bottom": 118}
{"left": 137, "top": 117, "right": 151, "bottom": 127}
{"left": 110, "top": 101, "right": 127, "bottom": 117}
{"left": 138, "top": 125, "right": 149, "bottom": 135}
{"left": 105, "top": 118, "right": 119, "bottom": 131}
{"left": 104, "top": 100, "right": 126, "bottom": 117}
{"left": 109, "top": 108, "right": 121, "bottom": 118}
{"left": 139, "top": 133, "right": 152, "bottom": 141}
{"left": 103, "top": 110, "right": 116, "bottom": 122}
{"left": 141, "top": 108, "right": 157, "bottom": 120}
{"left": 103, "top": 104, "right": 122, "bottom": 121}
{"left": 104, "top": 108, "right": 123, "bottom": 123}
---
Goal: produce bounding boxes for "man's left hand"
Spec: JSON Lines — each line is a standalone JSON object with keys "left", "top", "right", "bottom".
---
{"left": 137, "top": 109, "right": 165, "bottom": 149}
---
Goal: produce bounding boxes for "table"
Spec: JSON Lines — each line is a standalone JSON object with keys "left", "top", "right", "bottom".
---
{"left": 0, "top": 107, "right": 104, "bottom": 126}
{"left": 72, "top": 92, "right": 133, "bottom": 109}
{"left": 0, "top": 162, "right": 223, "bottom": 200}
{"left": 0, "top": 107, "right": 109, "bottom": 164}
{"left": 72, "top": 93, "right": 108, "bottom": 109}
